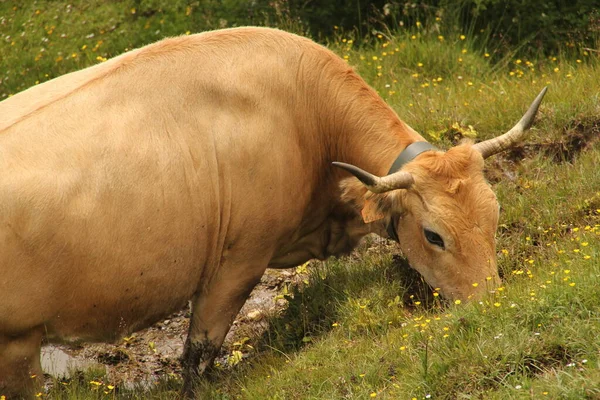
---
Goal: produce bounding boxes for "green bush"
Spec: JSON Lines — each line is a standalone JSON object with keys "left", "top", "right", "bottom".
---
{"left": 451, "top": 0, "right": 600, "bottom": 55}
{"left": 202, "top": 0, "right": 600, "bottom": 56}
{"left": 90, "top": 1, "right": 600, "bottom": 54}
{"left": 354, "top": 1, "right": 600, "bottom": 56}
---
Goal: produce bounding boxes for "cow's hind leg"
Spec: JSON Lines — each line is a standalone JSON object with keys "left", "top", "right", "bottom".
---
{"left": 181, "top": 261, "right": 266, "bottom": 397}
{"left": 0, "top": 328, "right": 44, "bottom": 399}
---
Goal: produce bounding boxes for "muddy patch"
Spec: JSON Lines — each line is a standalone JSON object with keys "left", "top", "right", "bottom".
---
{"left": 41, "top": 269, "right": 300, "bottom": 388}
{"left": 484, "top": 117, "right": 600, "bottom": 183}
{"left": 41, "top": 347, "right": 96, "bottom": 377}
{"left": 503, "top": 117, "right": 599, "bottom": 164}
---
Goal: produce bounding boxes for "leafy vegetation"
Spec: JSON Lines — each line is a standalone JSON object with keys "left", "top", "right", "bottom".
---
{"left": 1, "top": 1, "right": 600, "bottom": 399}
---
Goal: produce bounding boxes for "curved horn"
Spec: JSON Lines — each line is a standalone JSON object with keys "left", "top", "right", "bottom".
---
{"left": 332, "top": 162, "right": 414, "bottom": 193}
{"left": 473, "top": 87, "right": 547, "bottom": 159}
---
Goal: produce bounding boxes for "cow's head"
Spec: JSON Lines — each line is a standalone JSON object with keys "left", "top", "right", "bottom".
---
{"left": 335, "top": 88, "right": 547, "bottom": 301}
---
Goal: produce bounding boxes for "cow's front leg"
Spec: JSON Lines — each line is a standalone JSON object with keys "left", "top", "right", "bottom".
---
{"left": 181, "top": 262, "right": 265, "bottom": 397}
{"left": 0, "top": 328, "right": 44, "bottom": 399}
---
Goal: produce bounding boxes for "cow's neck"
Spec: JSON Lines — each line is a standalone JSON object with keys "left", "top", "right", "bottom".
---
{"left": 316, "top": 68, "right": 426, "bottom": 214}
{"left": 270, "top": 59, "right": 427, "bottom": 268}
{"left": 321, "top": 69, "right": 426, "bottom": 238}
{"left": 319, "top": 72, "right": 426, "bottom": 177}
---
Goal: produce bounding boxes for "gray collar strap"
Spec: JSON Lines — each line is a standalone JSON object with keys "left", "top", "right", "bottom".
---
{"left": 388, "top": 141, "right": 438, "bottom": 174}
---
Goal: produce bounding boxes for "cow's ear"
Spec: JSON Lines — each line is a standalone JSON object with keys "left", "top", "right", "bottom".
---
{"left": 361, "top": 193, "right": 394, "bottom": 223}
{"left": 339, "top": 177, "right": 388, "bottom": 223}
{"left": 361, "top": 198, "right": 384, "bottom": 223}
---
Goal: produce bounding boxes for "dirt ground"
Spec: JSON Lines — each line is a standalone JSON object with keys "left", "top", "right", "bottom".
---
{"left": 41, "top": 268, "right": 302, "bottom": 388}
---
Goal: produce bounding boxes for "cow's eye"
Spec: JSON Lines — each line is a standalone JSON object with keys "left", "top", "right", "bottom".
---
{"left": 424, "top": 229, "right": 445, "bottom": 250}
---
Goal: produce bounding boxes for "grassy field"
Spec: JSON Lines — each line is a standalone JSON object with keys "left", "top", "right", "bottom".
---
{"left": 1, "top": 1, "right": 600, "bottom": 399}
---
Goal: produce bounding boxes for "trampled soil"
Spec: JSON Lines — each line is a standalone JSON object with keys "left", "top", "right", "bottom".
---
{"left": 41, "top": 268, "right": 302, "bottom": 388}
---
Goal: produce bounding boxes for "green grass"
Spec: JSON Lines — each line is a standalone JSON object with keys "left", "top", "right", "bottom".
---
{"left": 0, "top": 0, "right": 191, "bottom": 97}
{"left": 0, "top": 0, "right": 305, "bottom": 99}
{"left": 2, "top": 1, "right": 600, "bottom": 399}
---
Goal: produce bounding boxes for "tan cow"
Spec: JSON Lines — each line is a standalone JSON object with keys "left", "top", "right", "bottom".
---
{"left": 0, "top": 27, "right": 545, "bottom": 398}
